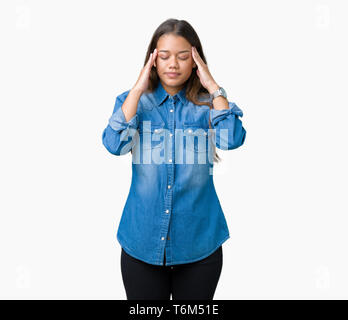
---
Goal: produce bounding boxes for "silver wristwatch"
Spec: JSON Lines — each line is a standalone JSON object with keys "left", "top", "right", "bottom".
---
{"left": 211, "top": 87, "right": 227, "bottom": 100}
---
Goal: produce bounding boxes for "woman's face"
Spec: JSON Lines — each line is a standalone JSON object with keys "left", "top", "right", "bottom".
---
{"left": 154, "top": 34, "right": 197, "bottom": 93}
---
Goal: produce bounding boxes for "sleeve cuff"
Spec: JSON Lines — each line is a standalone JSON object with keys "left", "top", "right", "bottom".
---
{"left": 210, "top": 102, "right": 243, "bottom": 127}
{"left": 108, "top": 105, "right": 139, "bottom": 132}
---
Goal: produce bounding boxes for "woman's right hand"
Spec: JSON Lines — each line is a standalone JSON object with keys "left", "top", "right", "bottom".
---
{"left": 132, "top": 48, "right": 157, "bottom": 93}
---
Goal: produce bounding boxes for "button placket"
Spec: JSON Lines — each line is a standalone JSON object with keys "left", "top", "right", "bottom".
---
{"left": 167, "top": 97, "right": 175, "bottom": 165}
{"left": 161, "top": 95, "right": 176, "bottom": 265}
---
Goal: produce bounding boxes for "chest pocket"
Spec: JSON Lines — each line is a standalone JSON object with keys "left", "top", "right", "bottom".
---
{"left": 139, "top": 123, "right": 165, "bottom": 149}
{"left": 183, "top": 124, "right": 209, "bottom": 153}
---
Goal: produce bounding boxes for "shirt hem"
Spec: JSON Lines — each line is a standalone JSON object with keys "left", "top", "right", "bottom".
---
{"left": 117, "top": 235, "right": 160, "bottom": 266}
{"left": 164, "top": 234, "right": 230, "bottom": 266}
{"left": 117, "top": 233, "right": 230, "bottom": 266}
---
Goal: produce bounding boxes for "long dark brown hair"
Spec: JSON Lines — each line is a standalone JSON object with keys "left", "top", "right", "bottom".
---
{"left": 144, "top": 18, "right": 221, "bottom": 163}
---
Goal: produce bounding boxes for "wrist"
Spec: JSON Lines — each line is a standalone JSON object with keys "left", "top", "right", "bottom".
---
{"left": 207, "top": 82, "right": 219, "bottom": 95}
{"left": 130, "top": 86, "right": 144, "bottom": 96}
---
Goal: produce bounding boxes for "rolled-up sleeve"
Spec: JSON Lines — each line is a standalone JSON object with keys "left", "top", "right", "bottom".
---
{"left": 210, "top": 101, "right": 246, "bottom": 150}
{"left": 102, "top": 90, "right": 139, "bottom": 155}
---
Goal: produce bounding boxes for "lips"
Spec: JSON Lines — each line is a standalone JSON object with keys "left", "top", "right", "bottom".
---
{"left": 165, "top": 72, "right": 180, "bottom": 78}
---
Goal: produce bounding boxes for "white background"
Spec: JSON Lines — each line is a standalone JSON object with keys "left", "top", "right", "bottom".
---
{"left": 1, "top": 0, "right": 347, "bottom": 299}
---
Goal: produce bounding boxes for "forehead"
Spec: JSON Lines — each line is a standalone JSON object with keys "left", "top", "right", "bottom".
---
{"left": 157, "top": 34, "right": 191, "bottom": 53}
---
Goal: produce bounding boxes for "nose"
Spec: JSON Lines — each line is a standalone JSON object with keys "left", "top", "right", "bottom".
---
{"left": 168, "top": 57, "right": 180, "bottom": 69}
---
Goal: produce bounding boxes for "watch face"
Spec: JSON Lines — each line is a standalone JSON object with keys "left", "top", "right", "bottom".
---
{"left": 220, "top": 87, "right": 227, "bottom": 98}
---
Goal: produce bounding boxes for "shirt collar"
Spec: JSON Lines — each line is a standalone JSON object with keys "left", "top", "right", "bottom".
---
{"left": 154, "top": 81, "right": 187, "bottom": 106}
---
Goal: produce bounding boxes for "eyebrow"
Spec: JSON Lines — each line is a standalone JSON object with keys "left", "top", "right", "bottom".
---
{"left": 158, "top": 50, "right": 190, "bottom": 53}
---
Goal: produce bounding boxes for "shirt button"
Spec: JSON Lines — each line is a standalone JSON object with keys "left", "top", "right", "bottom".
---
{"left": 154, "top": 129, "right": 159, "bottom": 133}
{"left": 168, "top": 159, "right": 172, "bottom": 163}
{"left": 167, "top": 236, "right": 170, "bottom": 240}
{"left": 188, "top": 129, "right": 192, "bottom": 133}
{"left": 168, "top": 185, "right": 171, "bottom": 189}
{"left": 170, "top": 109, "right": 174, "bottom": 112}
{"left": 161, "top": 237, "right": 165, "bottom": 240}
{"left": 165, "top": 209, "right": 169, "bottom": 213}
{"left": 170, "top": 133, "right": 173, "bottom": 137}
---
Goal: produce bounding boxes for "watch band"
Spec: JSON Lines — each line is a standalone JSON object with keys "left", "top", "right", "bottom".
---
{"left": 211, "top": 87, "right": 227, "bottom": 100}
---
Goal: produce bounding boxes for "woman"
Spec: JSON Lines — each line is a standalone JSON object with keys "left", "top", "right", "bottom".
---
{"left": 102, "top": 18, "right": 246, "bottom": 300}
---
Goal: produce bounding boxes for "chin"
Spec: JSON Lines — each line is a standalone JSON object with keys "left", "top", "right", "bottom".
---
{"left": 161, "top": 77, "right": 186, "bottom": 87}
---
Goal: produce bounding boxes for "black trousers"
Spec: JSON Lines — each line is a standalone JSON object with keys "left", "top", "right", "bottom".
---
{"left": 120, "top": 246, "right": 223, "bottom": 300}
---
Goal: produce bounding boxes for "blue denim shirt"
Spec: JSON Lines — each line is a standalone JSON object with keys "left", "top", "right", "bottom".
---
{"left": 102, "top": 81, "right": 246, "bottom": 266}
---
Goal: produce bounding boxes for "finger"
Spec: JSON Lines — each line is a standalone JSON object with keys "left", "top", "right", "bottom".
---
{"left": 152, "top": 48, "right": 157, "bottom": 64}
{"left": 148, "top": 53, "right": 153, "bottom": 65}
{"left": 191, "top": 46, "right": 197, "bottom": 62}
{"left": 192, "top": 47, "right": 204, "bottom": 65}
{"left": 192, "top": 48, "right": 200, "bottom": 69}
{"left": 146, "top": 54, "right": 154, "bottom": 70}
{"left": 149, "top": 49, "right": 157, "bottom": 68}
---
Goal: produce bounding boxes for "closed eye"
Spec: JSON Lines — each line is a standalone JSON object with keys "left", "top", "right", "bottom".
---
{"left": 160, "top": 57, "right": 188, "bottom": 60}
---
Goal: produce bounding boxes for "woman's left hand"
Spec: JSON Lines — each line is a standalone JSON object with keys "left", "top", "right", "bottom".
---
{"left": 191, "top": 46, "right": 219, "bottom": 94}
